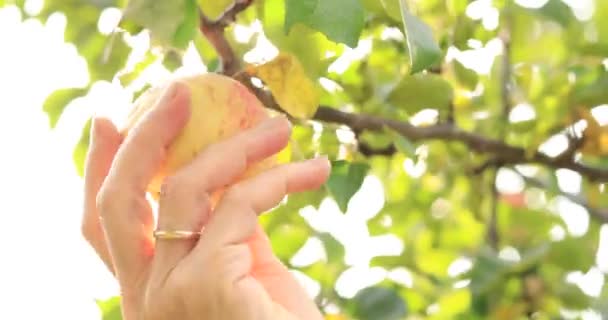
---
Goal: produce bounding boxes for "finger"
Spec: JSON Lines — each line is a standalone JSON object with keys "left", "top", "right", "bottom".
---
{"left": 153, "top": 116, "right": 291, "bottom": 273}
{"left": 82, "top": 117, "right": 122, "bottom": 274}
{"left": 198, "top": 156, "right": 330, "bottom": 250}
{"left": 98, "top": 83, "right": 191, "bottom": 282}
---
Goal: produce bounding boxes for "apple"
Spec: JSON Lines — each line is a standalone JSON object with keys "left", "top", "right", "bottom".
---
{"left": 122, "top": 73, "right": 277, "bottom": 198}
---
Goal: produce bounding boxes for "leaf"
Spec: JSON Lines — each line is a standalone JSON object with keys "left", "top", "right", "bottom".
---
{"left": 555, "top": 282, "right": 591, "bottom": 310}
{"left": 270, "top": 224, "right": 310, "bottom": 261}
{"left": 572, "top": 71, "right": 608, "bottom": 107}
{"left": 469, "top": 247, "right": 513, "bottom": 295}
{"left": 380, "top": 0, "right": 401, "bottom": 22}
{"left": 415, "top": 248, "right": 457, "bottom": 278}
{"left": 96, "top": 296, "right": 122, "bottom": 320}
{"left": 318, "top": 232, "right": 345, "bottom": 262}
{"left": 388, "top": 74, "right": 453, "bottom": 114}
{"left": 260, "top": 0, "right": 339, "bottom": 79}
{"left": 536, "top": 0, "right": 574, "bottom": 27}
{"left": 119, "top": 51, "right": 157, "bottom": 86}
{"left": 352, "top": 286, "right": 408, "bottom": 320}
{"left": 284, "top": 0, "right": 364, "bottom": 48}
{"left": 547, "top": 237, "right": 596, "bottom": 271}
{"left": 326, "top": 160, "right": 370, "bottom": 212}
{"left": 385, "top": 127, "right": 417, "bottom": 159}
{"left": 437, "top": 289, "right": 471, "bottom": 316}
{"left": 162, "top": 51, "right": 183, "bottom": 71}
{"left": 123, "top": 0, "right": 198, "bottom": 48}
{"left": 453, "top": 60, "right": 478, "bottom": 90}
{"left": 173, "top": 0, "right": 199, "bottom": 49}
{"left": 43, "top": 87, "right": 88, "bottom": 128}
{"left": 198, "top": 0, "right": 233, "bottom": 21}
{"left": 578, "top": 107, "right": 608, "bottom": 156}
{"left": 398, "top": 0, "right": 442, "bottom": 74}
{"left": 73, "top": 118, "right": 92, "bottom": 177}
{"left": 197, "top": 0, "right": 235, "bottom": 21}
{"left": 248, "top": 52, "right": 320, "bottom": 119}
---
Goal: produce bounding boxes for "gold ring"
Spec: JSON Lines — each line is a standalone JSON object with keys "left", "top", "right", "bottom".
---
{"left": 153, "top": 230, "right": 202, "bottom": 240}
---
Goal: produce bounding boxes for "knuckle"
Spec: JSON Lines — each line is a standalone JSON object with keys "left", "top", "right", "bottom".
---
{"left": 80, "top": 215, "right": 97, "bottom": 242}
{"left": 96, "top": 183, "right": 144, "bottom": 221}
{"left": 95, "top": 184, "right": 120, "bottom": 216}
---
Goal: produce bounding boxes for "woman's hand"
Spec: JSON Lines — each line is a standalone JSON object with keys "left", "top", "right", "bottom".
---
{"left": 81, "top": 83, "right": 330, "bottom": 320}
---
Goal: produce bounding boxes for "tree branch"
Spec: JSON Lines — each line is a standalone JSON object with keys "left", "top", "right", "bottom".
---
{"left": 198, "top": 5, "right": 608, "bottom": 183}
{"left": 198, "top": 0, "right": 253, "bottom": 76}
{"left": 235, "top": 78, "right": 608, "bottom": 182}
{"left": 514, "top": 170, "right": 608, "bottom": 224}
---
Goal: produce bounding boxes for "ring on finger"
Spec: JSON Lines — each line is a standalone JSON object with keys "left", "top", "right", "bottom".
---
{"left": 153, "top": 229, "right": 202, "bottom": 240}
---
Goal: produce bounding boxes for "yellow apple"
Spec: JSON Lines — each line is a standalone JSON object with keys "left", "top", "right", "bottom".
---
{"left": 122, "top": 73, "right": 278, "bottom": 198}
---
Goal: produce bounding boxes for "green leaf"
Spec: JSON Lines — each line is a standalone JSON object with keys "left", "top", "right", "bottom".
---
{"left": 43, "top": 87, "right": 88, "bottom": 128}
{"left": 547, "top": 237, "right": 596, "bottom": 271}
{"left": 261, "top": 0, "right": 340, "bottom": 79}
{"left": 123, "top": 0, "right": 198, "bottom": 48}
{"left": 73, "top": 118, "right": 92, "bottom": 177}
{"left": 173, "top": 0, "right": 199, "bottom": 49}
{"left": 93, "top": 34, "right": 132, "bottom": 82}
{"left": 453, "top": 60, "right": 478, "bottom": 90}
{"left": 96, "top": 296, "right": 122, "bottom": 320}
{"left": 162, "top": 50, "right": 183, "bottom": 71}
{"left": 385, "top": 127, "right": 417, "bottom": 159}
{"left": 416, "top": 248, "right": 457, "bottom": 278}
{"left": 119, "top": 51, "right": 157, "bottom": 86}
{"left": 198, "top": 0, "right": 233, "bottom": 21}
{"left": 388, "top": 74, "right": 453, "bottom": 113}
{"left": 572, "top": 70, "right": 608, "bottom": 107}
{"left": 270, "top": 224, "right": 310, "bottom": 261}
{"left": 284, "top": 0, "right": 364, "bottom": 48}
{"left": 469, "top": 247, "right": 513, "bottom": 295}
{"left": 437, "top": 289, "right": 471, "bottom": 317}
{"left": 352, "top": 286, "right": 408, "bottom": 320}
{"left": 326, "top": 160, "right": 370, "bottom": 212}
{"left": 285, "top": 0, "right": 317, "bottom": 26}
{"left": 380, "top": 0, "right": 401, "bottom": 22}
{"left": 318, "top": 232, "right": 345, "bottom": 262}
{"left": 398, "top": 0, "right": 442, "bottom": 73}
{"left": 536, "top": 0, "right": 574, "bottom": 27}
{"left": 555, "top": 282, "right": 591, "bottom": 310}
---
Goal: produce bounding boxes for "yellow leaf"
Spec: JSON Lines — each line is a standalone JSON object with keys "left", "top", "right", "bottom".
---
{"left": 198, "top": 0, "right": 234, "bottom": 21}
{"left": 248, "top": 53, "right": 320, "bottom": 119}
{"left": 579, "top": 107, "right": 608, "bottom": 156}
{"left": 490, "top": 303, "right": 527, "bottom": 320}
{"left": 325, "top": 314, "right": 348, "bottom": 320}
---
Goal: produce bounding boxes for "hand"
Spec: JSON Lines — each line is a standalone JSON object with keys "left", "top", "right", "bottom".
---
{"left": 81, "top": 83, "right": 330, "bottom": 320}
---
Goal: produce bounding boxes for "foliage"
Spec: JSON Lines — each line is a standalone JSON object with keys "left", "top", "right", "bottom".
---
{"left": 6, "top": 0, "right": 608, "bottom": 318}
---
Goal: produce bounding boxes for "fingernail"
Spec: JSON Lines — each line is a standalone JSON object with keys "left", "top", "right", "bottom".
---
{"left": 258, "top": 116, "right": 287, "bottom": 132}
{"left": 284, "top": 116, "right": 293, "bottom": 132}
{"left": 276, "top": 115, "right": 292, "bottom": 133}
{"left": 315, "top": 155, "right": 331, "bottom": 169}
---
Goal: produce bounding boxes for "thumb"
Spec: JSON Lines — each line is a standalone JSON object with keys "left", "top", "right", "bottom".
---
{"left": 249, "top": 225, "right": 322, "bottom": 320}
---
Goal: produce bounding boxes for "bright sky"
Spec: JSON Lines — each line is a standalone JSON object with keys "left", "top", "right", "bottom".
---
{"left": 0, "top": 1, "right": 606, "bottom": 319}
